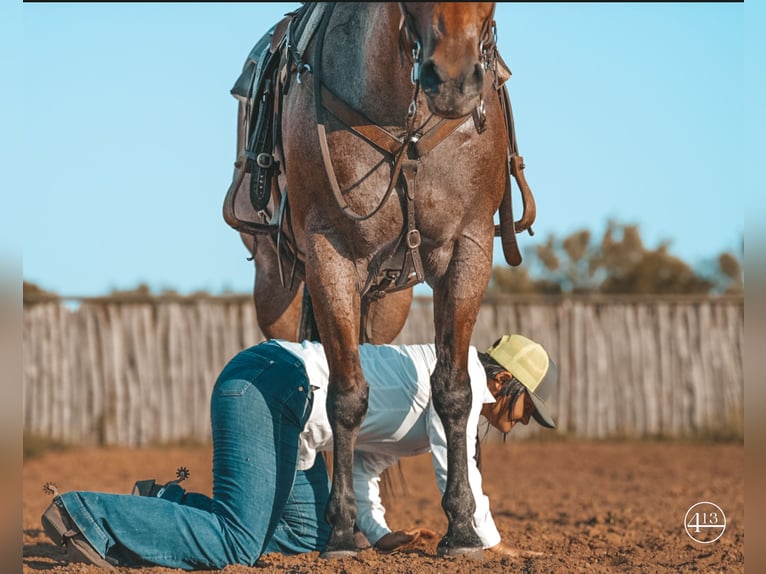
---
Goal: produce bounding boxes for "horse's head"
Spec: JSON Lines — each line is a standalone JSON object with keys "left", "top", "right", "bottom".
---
{"left": 400, "top": 2, "right": 496, "bottom": 119}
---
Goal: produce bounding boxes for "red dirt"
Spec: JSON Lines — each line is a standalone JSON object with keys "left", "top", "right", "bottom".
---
{"left": 23, "top": 440, "right": 744, "bottom": 573}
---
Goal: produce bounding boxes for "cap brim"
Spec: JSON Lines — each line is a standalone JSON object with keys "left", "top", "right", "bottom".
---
{"left": 529, "top": 392, "right": 556, "bottom": 429}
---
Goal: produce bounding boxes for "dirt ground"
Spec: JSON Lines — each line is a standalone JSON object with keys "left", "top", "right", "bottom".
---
{"left": 22, "top": 440, "right": 743, "bottom": 573}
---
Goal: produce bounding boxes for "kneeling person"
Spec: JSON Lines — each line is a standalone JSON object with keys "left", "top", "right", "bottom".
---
{"left": 42, "top": 334, "right": 557, "bottom": 569}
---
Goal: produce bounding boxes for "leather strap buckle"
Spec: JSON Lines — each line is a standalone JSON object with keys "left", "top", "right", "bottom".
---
{"left": 406, "top": 229, "right": 421, "bottom": 249}
{"left": 256, "top": 153, "right": 274, "bottom": 168}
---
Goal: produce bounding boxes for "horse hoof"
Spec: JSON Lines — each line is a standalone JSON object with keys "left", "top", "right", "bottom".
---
{"left": 319, "top": 549, "right": 358, "bottom": 559}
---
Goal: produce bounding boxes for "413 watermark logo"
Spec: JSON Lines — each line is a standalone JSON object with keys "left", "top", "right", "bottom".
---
{"left": 684, "top": 501, "right": 726, "bottom": 543}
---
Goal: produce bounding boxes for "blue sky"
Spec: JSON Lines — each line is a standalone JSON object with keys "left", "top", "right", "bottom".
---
{"left": 6, "top": 2, "right": 746, "bottom": 297}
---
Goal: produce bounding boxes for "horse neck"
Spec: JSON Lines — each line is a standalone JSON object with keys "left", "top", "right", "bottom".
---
{"left": 321, "top": 3, "right": 413, "bottom": 124}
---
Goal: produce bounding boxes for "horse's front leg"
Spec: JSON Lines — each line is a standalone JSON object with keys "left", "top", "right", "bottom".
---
{"left": 430, "top": 236, "right": 494, "bottom": 556}
{"left": 430, "top": 307, "right": 483, "bottom": 555}
{"left": 323, "top": 358, "right": 368, "bottom": 558}
{"left": 304, "top": 236, "right": 367, "bottom": 558}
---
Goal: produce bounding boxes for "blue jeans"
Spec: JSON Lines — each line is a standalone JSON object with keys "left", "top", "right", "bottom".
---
{"left": 57, "top": 341, "right": 331, "bottom": 569}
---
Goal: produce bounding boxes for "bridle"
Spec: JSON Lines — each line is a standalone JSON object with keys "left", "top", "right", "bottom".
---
{"left": 397, "top": 2, "right": 499, "bottom": 130}
{"left": 397, "top": 2, "right": 498, "bottom": 66}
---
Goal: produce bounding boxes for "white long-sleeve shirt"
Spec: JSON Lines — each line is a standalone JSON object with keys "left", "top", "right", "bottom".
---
{"left": 273, "top": 340, "right": 502, "bottom": 549}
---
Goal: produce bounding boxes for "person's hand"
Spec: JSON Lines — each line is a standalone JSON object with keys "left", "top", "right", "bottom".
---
{"left": 486, "top": 540, "right": 544, "bottom": 558}
{"left": 374, "top": 527, "right": 438, "bottom": 552}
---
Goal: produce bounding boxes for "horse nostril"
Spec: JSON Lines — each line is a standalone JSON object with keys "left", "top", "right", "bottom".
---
{"left": 419, "top": 60, "right": 442, "bottom": 93}
{"left": 467, "top": 63, "right": 485, "bottom": 94}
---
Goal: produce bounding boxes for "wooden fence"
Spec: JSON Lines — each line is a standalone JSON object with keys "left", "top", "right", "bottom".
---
{"left": 23, "top": 295, "right": 744, "bottom": 445}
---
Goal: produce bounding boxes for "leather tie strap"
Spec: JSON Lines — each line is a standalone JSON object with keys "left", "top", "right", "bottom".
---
{"left": 399, "top": 158, "right": 425, "bottom": 287}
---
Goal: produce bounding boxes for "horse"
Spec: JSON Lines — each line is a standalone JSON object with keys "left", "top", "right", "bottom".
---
{"left": 223, "top": 2, "right": 537, "bottom": 558}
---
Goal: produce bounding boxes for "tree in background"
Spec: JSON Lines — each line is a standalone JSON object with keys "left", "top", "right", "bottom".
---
{"left": 24, "top": 223, "right": 744, "bottom": 298}
{"left": 487, "top": 220, "right": 743, "bottom": 296}
{"left": 716, "top": 251, "right": 744, "bottom": 294}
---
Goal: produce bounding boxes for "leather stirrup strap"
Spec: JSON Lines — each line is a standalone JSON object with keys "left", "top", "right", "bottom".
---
{"left": 501, "top": 84, "right": 536, "bottom": 234}
{"left": 494, "top": 84, "right": 522, "bottom": 266}
{"left": 494, "top": 82, "right": 538, "bottom": 266}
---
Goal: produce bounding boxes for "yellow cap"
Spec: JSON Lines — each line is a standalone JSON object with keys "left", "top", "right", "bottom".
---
{"left": 487, "top": 334, "right": 557, "bottom": 428}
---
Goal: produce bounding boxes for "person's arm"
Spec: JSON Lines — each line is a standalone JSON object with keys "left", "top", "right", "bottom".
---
{"left": 353, "top": 450, "right": 398, "bottom": 546}
{"left": 353, "top": 450, "right": 436, "bottom": 551}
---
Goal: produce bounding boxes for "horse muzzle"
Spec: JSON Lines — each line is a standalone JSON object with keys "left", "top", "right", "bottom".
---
{"left": 419, "top": 59, "right": 485, "bottom": 118}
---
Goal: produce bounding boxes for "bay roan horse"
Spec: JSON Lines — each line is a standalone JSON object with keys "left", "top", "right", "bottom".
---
{"left": 224, "top": 1, "right": 536, "bottom": 558}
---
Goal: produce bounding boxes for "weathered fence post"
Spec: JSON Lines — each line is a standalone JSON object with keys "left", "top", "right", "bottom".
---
{"left": 23, "top": 294, "right": 744, "bottom": 445}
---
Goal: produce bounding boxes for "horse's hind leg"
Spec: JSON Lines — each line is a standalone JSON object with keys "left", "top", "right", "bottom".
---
{"left": 360, "top": 288, "right": 413, "bottom": 344}
{"left": 241, "top": 232, "right": 303, "bottom": 340}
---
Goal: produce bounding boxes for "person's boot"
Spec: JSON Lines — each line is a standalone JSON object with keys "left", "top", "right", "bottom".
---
{"left": 131, "top": 466, "right": 190, "bottom": 503}
{"left": 41, "top": 495, "right": 116, "bottom": 570}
